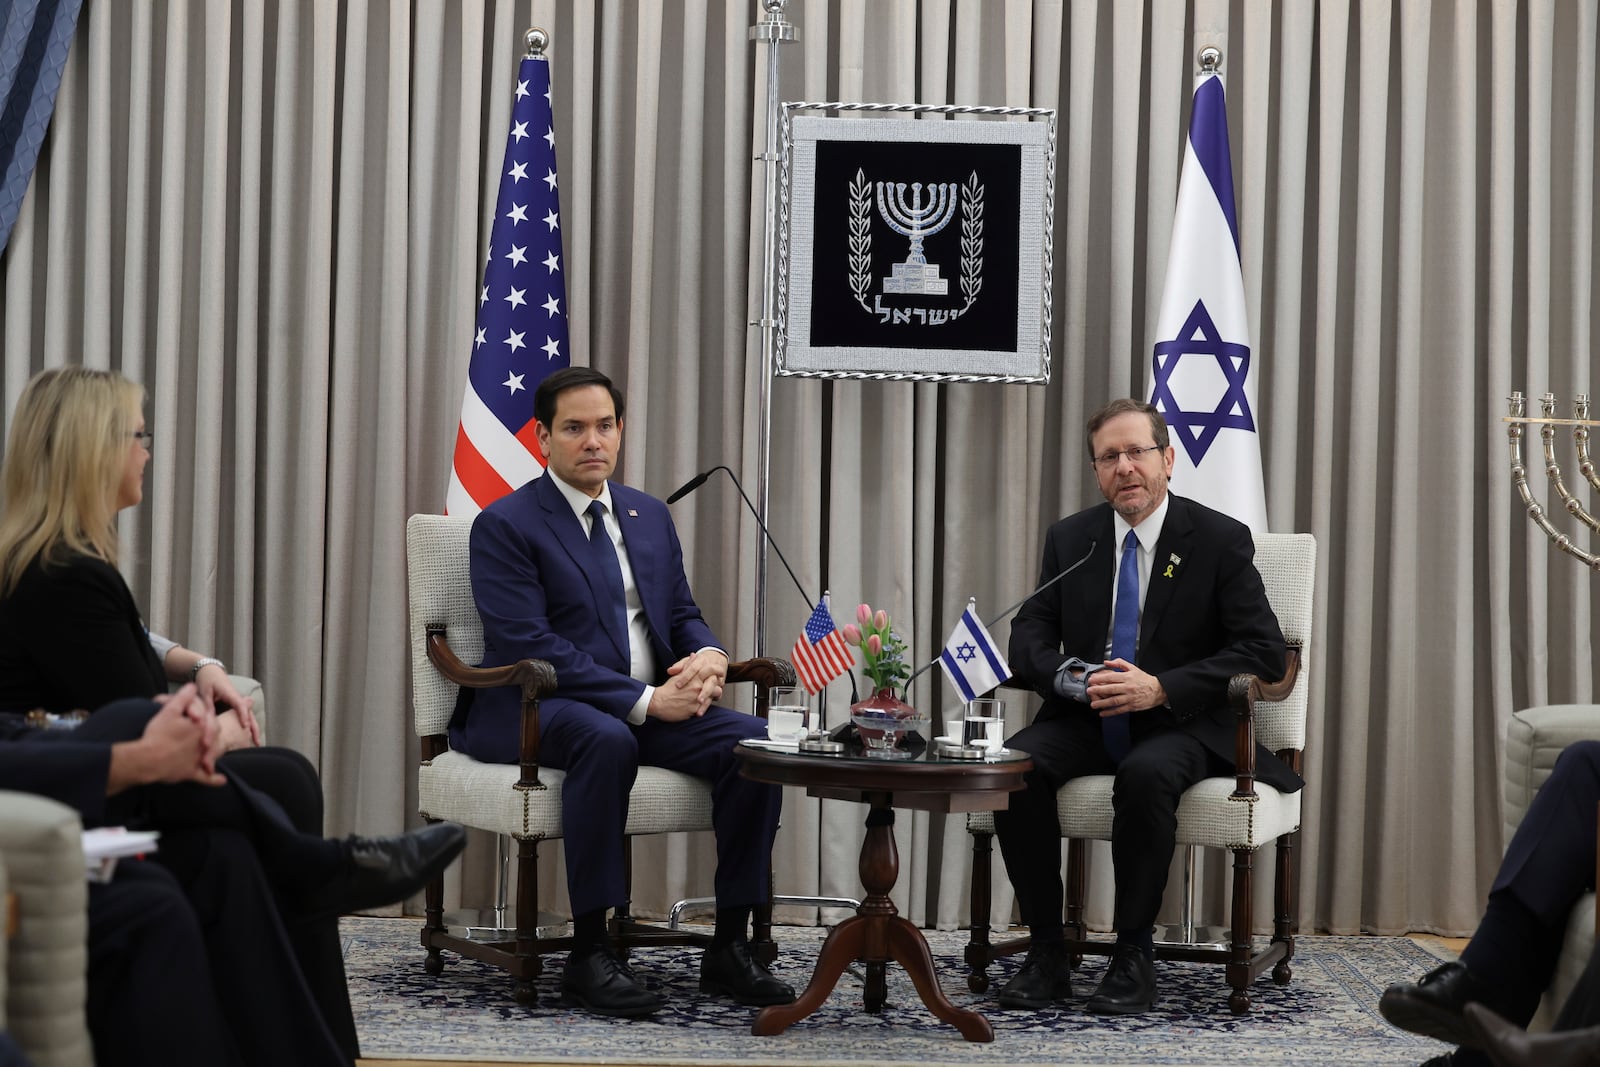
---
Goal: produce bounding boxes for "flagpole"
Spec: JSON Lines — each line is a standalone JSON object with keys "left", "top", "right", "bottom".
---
{"left": 749, "top": 0, "right": 796, "bottom": 657}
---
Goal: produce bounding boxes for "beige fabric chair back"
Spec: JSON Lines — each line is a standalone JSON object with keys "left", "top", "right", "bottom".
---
{"left": 406, "top": 514, "right": 482, "bottom": 737}
{"left": 1250, "top": 532, "right": 1317, "bottom": 753}
{"left": 0, "top": 792, "right": 92, "bottom": 1067}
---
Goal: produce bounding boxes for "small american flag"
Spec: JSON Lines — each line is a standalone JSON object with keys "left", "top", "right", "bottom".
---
{"left": 790, "top": 600, "right": 854, "bottom": 694}
{"left": 445, "top": 48, "right": 571, "bottom": 516}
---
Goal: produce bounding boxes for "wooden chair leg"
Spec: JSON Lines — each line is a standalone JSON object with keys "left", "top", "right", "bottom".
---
{"left": 1065, "top": 838, "right": 1088, "bottom": 966}
{"left": 1226, "top": 846, "right": 1254, "bottom": 1015}
{"left": 1272, "top": 828, "right": 1297, "bottom": 985}
{"left": 423, "top": 816, "right": 446, "bottom": 976}
{"left": 514, "top": 835, "right": 540, "bottom": 1003}
{"left": 965, "top": 830, "right": 995, "bottom": 992}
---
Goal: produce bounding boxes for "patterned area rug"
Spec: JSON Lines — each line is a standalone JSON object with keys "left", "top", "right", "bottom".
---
{"left": 341, "top": 918, "right": 1456, "bottom": 1066}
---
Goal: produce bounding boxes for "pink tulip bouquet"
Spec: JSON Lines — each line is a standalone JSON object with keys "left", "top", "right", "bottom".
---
{"left": 841, "top": 603, "right": 911, "bottom": 695}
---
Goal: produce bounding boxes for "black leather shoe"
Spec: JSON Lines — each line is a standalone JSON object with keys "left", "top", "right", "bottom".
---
{"left": 699, "top": 940, "right": 795, "bottom": 1005}
{"left": 1466, "top": 1002, "right": 1600, "bottom": 1067}
{"left": 996, "top": 941, "right": 1074, "bottom": 1010}
{"left": 562, "top": 942, "right": 666, "bottom": 1018}
{"left": 1087, "top": 943, "right": 1157, "bottom": 1015}
{"left": 310, "top": 822, "right": 467, "bottom": 916}
{"left": 1379, "top": 961, "right": 1496, "bottom": 1047}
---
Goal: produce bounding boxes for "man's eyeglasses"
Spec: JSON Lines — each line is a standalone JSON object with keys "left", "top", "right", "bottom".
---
{"left": 1091, "top": 445, "right": 1161, "bottom": 471}
{"left": 131, "top": 430, "right": 153, "bottom": 449}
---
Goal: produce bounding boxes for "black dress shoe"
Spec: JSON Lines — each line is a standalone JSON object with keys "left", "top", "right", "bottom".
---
{"left": 1087, "top": 943, "right": 1157, "bottom": 1015}
{"left": 996, "top": 941, "right": 1074, "bottom": 1010}
{"left": 699, "top": 939, "right": 795, "bottom": 1005}
{"left": 562, "top": 942, "right": 666, "bottom": 1018}
{"left": 1379, "top": 961, "right": 1496, "bottom": 1047}
{"left": 1465, "top": 1002, "right": 1600, "bottom": 1067}
{"left": 308, "top": 822, "right": 467, "bottom": 916}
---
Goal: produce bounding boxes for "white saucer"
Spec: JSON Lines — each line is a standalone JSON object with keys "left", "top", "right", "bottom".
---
{"left": 742, "top": 737, "right": 803, "bottom": 751}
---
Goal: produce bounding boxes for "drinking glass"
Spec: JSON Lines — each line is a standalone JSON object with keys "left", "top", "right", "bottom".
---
{"left": 961, "top": 697, "right": 1005, "bottom": 754}
{"left": 766, "top": 686, "right": 810, "bottom": 742}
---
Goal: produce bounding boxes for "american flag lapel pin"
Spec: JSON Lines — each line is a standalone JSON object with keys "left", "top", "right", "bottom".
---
{"left": 627, "top": 509, "right": 638, "bottom": 517}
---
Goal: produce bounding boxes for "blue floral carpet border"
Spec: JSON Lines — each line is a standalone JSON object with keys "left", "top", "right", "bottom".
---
{"left": 342, "top": 918, "right": 1454, "bottom": 1065}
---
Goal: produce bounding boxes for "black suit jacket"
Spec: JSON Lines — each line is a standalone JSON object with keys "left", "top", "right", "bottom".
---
{"left": 1009, "top": 494, "right": 1303, "bottom": 792}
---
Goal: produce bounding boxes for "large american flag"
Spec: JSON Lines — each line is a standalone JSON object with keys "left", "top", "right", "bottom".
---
{"left": 446, "top": 51, "right": 571, "bottom": 516}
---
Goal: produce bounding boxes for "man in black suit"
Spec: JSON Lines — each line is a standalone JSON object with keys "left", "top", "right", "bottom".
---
{"left": 1, "top": 688, "right": 466, "bottom": 1066}
{"left": 1380, "top": 739, "right": 1599, "bottom": 1067}
{"left": 995, "top": 398, "right": 1302, "bottom": 1015}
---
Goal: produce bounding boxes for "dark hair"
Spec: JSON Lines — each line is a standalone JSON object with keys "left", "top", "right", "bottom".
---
{"left": 533, "top": 366, "right": 626, "bottom": 428}
{"left": 1085, "top": 398, "right": 1168, "bottom": 459}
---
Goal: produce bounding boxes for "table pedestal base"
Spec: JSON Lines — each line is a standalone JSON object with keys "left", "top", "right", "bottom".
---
{"left": 753, "top": 797, "right": 994, "bottom": 1042}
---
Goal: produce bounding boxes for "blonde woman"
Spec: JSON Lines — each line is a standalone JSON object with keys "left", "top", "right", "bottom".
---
{"left": 0, "top": 366, "right": 258, "bottom": 745}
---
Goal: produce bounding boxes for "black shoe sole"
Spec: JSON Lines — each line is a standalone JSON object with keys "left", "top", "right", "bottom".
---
{"left": 1087, "top": 994, "right": 1154, "bottom": 1015}
{"left": 1378, "top": 993, "right": 1476, "bottom": 1048}
{"left": 560, "top": 987, "right": 665, "bottom": 1019}
{"left": 698, "top": 976, "right": 797, "bottom": 1006}
{"left": 996, "top": 982, "right": 1074, "bottom": 1010}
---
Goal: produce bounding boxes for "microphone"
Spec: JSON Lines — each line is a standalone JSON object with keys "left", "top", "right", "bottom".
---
{"left": 665, "top": 469, "right": 715, "bottom": 505}
{"left": 901, "top": 539, "right": 1099, "bottom": 692}
{"left": 663, "top": 465, "right": 816, "bottom": 628}
{"left": 981, "top": 539, "right": 1099, "bottom": 629}
{"left": 666, "top": 464, "right": 860, "bottom": 701}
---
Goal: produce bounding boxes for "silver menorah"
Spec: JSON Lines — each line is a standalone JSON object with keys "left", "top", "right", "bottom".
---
{"left": 1506, "top": 390, "right": 1600, "bottom": 569}
{"left": 876, "top": 180, "right": 957, "bottom": 295}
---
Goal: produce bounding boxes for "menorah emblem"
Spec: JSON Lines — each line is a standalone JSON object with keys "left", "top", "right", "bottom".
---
{"left": 1505, "top": 391, "right": 1600, "bottom": 569}
{"left": 876, "top": 181, "right": 957, "bottom": 296}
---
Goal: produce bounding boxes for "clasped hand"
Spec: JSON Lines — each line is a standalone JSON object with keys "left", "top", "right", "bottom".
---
{"left": 1086, "top": 658, "right": 1167, "bottom": 717}
{"left": 649, "top": 649, "right": 728, "bottom": 721}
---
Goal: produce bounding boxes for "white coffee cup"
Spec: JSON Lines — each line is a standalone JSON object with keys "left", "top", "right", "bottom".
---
{"left": 767, "top": 706, "right": 809, "bottom": 743}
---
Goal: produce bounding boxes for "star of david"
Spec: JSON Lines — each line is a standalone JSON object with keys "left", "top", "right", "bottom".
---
{"left": 956, "top": 642, "right": 976, "bottom": 664}
{"left": 1150, "top": 299, "right": 1256, "bottom": 466}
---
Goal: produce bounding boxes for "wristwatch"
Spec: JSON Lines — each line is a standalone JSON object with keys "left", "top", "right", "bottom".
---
{"left": 189, "top": 656, "right": 225, "bottom": 681}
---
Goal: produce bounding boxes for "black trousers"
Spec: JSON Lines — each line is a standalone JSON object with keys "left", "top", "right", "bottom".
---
{"left": 1462, "top": 739, "right": 1600, "bottom": 1023}
{"left": 35, "top": 699, "right": 359, "bottom": 1063}
{"left": 994, "top": 711, "right": 1228, "bottom": 938}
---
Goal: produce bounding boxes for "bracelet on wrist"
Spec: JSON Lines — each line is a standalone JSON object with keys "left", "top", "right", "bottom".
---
{"left": 189, "top": 656, "right": 225, "bottom": 681}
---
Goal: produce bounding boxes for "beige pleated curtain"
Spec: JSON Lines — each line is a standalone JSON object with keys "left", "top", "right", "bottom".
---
{"left": 2, "top": 0, "right": 1596, "bottom": 940}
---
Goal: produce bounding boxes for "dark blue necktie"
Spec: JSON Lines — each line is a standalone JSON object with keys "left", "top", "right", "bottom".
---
{"left": 586, "top": 499, "right": 629, "bottom": 654}
{"left": 1103, "top": 528, "right": 1139, "bottom": 764}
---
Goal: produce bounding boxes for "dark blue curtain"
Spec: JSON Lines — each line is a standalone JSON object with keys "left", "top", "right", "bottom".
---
{"left": 0, "top": 0, "right": 84, "bottom": 255}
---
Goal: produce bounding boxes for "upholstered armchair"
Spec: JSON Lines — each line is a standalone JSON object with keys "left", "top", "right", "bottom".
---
{"left": 405, "top": 513, "right": 795, "bottom": 1003}
{"left": 964, "top": 531, "right": 1317, "bottom": 1014}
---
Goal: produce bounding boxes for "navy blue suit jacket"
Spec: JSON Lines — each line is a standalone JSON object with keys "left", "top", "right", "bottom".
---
{"left": 450, "top": 474, "right": 723, "bottom": 763}
{"left": 1008, "top": 493, "right": 1303, "bottom": 793}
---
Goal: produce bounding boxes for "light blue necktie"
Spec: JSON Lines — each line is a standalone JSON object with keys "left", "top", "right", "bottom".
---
{"left": 585, "top": 500, "right": 629, "bottom": 654}
{"left": 1103, "top": 528, "right": 1139, "bottom": 764}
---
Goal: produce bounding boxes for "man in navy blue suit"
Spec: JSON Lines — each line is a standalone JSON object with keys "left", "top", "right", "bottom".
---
{"left": 450, "top": 366, "right": 790, "bottom": 1018}
{"left": 996, "top": 398, "right": 1299, "bottom": 1016}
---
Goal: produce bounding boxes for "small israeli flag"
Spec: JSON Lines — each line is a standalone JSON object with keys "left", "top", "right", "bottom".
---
{"left": 939, "top": 600, "right": 1012, "bottom": 703}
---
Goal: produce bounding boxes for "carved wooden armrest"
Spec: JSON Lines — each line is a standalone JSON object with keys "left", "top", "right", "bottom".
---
{"left": 725, "top": 657, "right": 798, "bottom": 718}
{"left": 425, "top": 625, "right": 556, "bottom": 788}
{"left": 1225, "top": 645, "right": 1302, "bottom": 799}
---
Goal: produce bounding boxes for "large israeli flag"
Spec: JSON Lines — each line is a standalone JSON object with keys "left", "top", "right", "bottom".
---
{"left": 1148, "top": 73, "right": 1267, "bottom": 532}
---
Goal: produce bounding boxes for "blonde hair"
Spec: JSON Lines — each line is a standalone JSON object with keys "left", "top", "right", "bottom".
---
{"left": 0, "top": 367, "right": 145, "bottom": 596}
